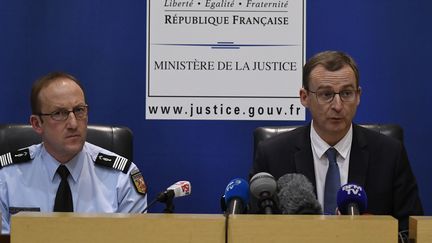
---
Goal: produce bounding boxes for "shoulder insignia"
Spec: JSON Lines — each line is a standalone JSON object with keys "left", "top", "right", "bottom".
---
{"left": 130, "top": 168, "right": 147, "bottom": 195}
{"left": 94, "top": 152, "right": 131, "bottom": 174}
{"left": 0, "top": 148, "right": 32, "bottom": 169}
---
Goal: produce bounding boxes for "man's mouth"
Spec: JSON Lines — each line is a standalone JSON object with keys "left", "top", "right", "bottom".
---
{"left": 66, "top": 134, "right": 81, "bottom": 138}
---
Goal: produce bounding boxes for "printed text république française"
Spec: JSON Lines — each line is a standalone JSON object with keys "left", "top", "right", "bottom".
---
{"left": 165, "top": 15, "right": 289, "bottom": 26}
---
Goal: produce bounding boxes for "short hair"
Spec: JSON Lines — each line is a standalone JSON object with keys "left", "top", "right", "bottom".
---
{"left": 30, "top": 72, "right": 85, "bottom": 114}
{"left": 302, "top": 51, "right": 360, "bottom": 90}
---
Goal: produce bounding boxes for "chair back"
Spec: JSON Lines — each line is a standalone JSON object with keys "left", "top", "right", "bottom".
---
{"left": 253, "top": 124, "right": 403, "bottom": 154}
{"left": 0, "top": 124, "right": 133, "bottom": 160}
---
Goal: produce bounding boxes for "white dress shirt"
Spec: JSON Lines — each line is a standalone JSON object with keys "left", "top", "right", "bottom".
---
{"left": 310, "top": 120, "right": 353, "bottom": 209}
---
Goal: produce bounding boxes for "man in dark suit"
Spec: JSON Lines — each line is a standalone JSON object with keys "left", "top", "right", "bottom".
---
{"left": 251, "top": 51, "right": 423, "bottom": 234}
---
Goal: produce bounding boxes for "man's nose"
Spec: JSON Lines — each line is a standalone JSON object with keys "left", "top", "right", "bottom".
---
{"left": 330, "top": 94, "right": 343, "bottom": 110}
{"left": 66, "top": 112, "right": 78, "bottom": 127}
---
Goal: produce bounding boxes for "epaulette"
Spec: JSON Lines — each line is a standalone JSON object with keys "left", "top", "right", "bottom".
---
{"left": 94, "top": 152, "right": 131, "bottom": 174}
{"left": 0, "top": 148, "right": 32, "bottom": 169}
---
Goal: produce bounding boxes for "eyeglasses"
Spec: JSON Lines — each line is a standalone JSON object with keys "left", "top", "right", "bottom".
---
{"left": 307, "top": 89, "right": 359, "bottom": 104}
{"left": 38, "top": 105, "right": 89, "bottom": 121}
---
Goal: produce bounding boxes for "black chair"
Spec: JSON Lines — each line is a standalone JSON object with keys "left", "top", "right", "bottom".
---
{"left": 0, "top": 124, "right": 133, "bottom": 160}
{"left": 254, "top": 124, "right": 403, "bottom": 155}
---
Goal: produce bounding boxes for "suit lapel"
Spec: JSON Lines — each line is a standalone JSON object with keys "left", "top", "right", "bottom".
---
{"left": 348, "top": 124, "right": 369, "bottom": 188}
{"left": 293, "top": 124, "right": 318, "bottom": 195}
{"left": 293, "top": 124, "right": 370, "bottom": 195}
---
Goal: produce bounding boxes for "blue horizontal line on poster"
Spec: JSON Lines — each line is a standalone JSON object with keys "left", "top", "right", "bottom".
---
{"left": 153, "top": 43, "right": 299, "bottom": 49}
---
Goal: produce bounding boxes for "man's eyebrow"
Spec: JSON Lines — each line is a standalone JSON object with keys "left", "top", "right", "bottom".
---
{"left": 314, "top": 85, "right": 333, "bottom": 90}
{"left": 315, "top": 84, "right": 356, "bottom": 90}
{"left": 52, "top": 104, "right": 86, "bottom": 109}
{"left": 49, "top": 106, "right": 67, "bottom": 110}
{"left": 340, "top": 84, "right": 357, "bottom": 89}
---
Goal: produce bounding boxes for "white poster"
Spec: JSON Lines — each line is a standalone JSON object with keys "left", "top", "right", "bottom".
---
{"left": 146, "top": 0, "right": 306, "bottom": 120}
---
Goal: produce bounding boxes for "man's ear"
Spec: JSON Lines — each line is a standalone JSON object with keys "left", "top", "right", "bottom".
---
{"left": 30, "top": 115, "right": 43, "bottom": 135}
{"left": 300, "top": 88, "right": 309, "bottom": 108}
{"left": 356, "top": 86, "right": 362, "bottom": 106}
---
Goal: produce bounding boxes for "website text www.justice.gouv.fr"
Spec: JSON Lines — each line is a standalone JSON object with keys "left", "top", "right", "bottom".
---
{"left": 148, "top": 103, "right": 301, "bottom": 118}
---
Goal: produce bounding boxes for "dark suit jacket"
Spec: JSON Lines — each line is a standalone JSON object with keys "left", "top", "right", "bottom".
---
{"left": 251, "top": 123, "right": 423, "bottom": 231}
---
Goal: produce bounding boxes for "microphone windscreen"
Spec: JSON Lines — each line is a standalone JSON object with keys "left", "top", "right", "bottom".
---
{"left": 224, "top": 178, "right": 249, "bottom": 205}
{"left": 336, "top": 183, "right": 367, "bottom": 214}
{"left": 277, "top": 173, "right": 315, "bottom": 192}
{"left": 250, "top": 172, "right": 277, "bottom": 198}
{"left": 277, "top": 173, "right": 322, "bottom": 214}
{"left": 167, "top": 181, "right": 192, "bottom": 198}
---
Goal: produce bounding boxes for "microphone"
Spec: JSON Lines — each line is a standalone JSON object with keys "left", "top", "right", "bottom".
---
{"left": 249, "top": 172, "right": 277, "bottom": 214}
{"left": 142, "top": 181, "right": 191, "bottom": 213}
{"left": 277, "top": 173, "right": 315, "bottom": 193}
{"left": 224, "top": 178, "right": 249, "bottom": 214}
{"left": 157, "top": 181, "right": 192, "bottom": 202}
{"left": 220, "top": 195, "right": 227, "bottom": 212}
{"left": 336, "top": 183, "right": 367, "bottom": 215}
{"left": 277, "top": 173, "right": 322, "bottom": 214}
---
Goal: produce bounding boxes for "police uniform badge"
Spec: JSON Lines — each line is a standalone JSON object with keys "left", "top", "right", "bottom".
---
{"left": 130, "top": 168, "right": 147, "bottom": 195}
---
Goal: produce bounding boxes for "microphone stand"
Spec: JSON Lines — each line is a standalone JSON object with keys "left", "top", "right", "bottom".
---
{"left": 259, "top": 192, "right": 276, "bottom": 215}
{"left": 163, "top": 196, "right": 175, "bottom": 213}
{"left": 142, "top": 190, "right": 177, "bottom": 213}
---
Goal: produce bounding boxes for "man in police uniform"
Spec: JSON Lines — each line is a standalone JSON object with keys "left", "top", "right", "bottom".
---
{"left": 0, "top": 72, "right": 147, "bottom": 234}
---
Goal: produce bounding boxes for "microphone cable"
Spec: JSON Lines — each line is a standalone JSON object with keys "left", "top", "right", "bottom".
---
{"left": 141, "top": 197, "right": 157, "bottom": 213}
{"left": 224, "top": 211, "right": 229, "bottom": 243}
{"left": 398, "top": 230, "right": 408, "bottom": 243}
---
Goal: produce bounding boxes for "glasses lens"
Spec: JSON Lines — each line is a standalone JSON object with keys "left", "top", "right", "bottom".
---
{"left": 73, "top": 106, "right": 88, "bottom": 119}
{"left": 51, "top": 110, "right": 69, "bottom": 121}
{"left": 339, "top": 90, "right": 356, "bottom": 102}
{"left": 316, "top": 90, "right": 334, "bottom": 103}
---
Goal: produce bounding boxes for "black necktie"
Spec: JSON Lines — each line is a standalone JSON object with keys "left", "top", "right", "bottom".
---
{"left": 324, "top": 147, "right": 340, "bottom": 215}
{"left": 54, "top": 165, "right": 73, "bottom": 212}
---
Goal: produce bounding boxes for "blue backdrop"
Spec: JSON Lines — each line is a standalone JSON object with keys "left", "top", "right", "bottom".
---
{"left": 0, "top": 0, "right": 431, "bottom": 214}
